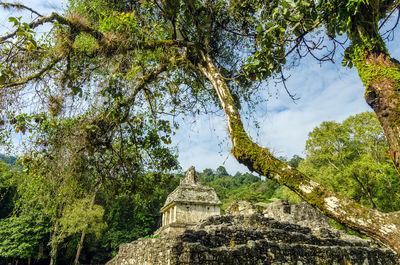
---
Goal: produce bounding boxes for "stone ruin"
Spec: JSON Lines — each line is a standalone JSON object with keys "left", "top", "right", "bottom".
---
{"left": 106, "top": 167, "right": 400, "bottom": 265}
{"left": 154, "top": 166, "right": 222, "bottom": 235}
{"left": 225, "top": 199, "right": 373, "bottom": 242}
{"left": 226, "top": 199, "right": 330, "bottom": 232}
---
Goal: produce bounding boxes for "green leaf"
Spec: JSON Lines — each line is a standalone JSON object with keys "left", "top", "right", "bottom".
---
{"left": 8, "top": 16, "right": 20, "bottom": 27}
{"left": 0, "top": 73, "right": 7, "bottom": 84}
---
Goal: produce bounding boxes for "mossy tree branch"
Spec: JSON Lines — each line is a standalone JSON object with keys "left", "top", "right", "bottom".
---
{"left": 197, "top": 50, "right": 400, "bottom": 255}
{"left": 0, "top": 57, "right": 61, "bottom": 88}
{"left": 342, "top": 0, "right": 400, "bottom": 174}
{"left": 0, "top": 2, "right": 43, "bottom": 17}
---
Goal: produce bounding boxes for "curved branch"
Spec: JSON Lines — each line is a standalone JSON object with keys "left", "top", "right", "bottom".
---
{"left": 278, "top": 66, "right": 299, "bottom": 102}
{"left": 0, "top": 12, "right": 104, "bottom": 44}
{"left": 1, "top": 57, "right": 61, "bottom": 88}
{"left": 0, "top": 2, "right": 43, "bottom": 17}
{"left": 379, "top": 2, "right": 400, "bottom": 31}
{"left": 0, "top": 9, "right": 197, "bottom": 63}
{"left": 197, "top": 50, "right": 400, "bottom": 255}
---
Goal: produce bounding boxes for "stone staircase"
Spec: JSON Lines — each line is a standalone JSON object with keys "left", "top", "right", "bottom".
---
{"left": 107, "top": 214, "right": 399, "bottom": 265}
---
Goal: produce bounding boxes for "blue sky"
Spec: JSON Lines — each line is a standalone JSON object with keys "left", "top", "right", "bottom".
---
{"left": 175, "top": 28, "right": 400, "bottom": 174}
{"left": 174, "top": 56, "right": 372, "bottom": 173}
{"left": 1, "top": 1, "right": 399, "bottom": 174}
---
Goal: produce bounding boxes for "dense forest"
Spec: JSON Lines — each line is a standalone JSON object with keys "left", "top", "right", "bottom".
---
{"left": 0, "top": 155, "right": 278, "bottom": 264}
{"left": 1, "top": 0, "right": 400, "bottom": 260}
{"left": 1, "top": 112, "right": 399, "bottom": 264}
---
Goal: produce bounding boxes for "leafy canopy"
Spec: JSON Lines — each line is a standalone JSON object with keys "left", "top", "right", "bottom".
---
{"left": 299, "top": 112, "right": 400, "bottom": 212}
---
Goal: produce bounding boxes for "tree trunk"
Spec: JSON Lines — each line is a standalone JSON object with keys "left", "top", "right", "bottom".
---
{"left": 49, "top": 220, "right": 59, "bottom": 265}
{"left": 73, "top": 230, "right": 86, "bottom": 265}
{"left": 73, "top": 190, "right": 98, "bottom": 265}
{"left": 196, "top": 50, "right": 400, "bottom": 255}
{"left": 356, "top": 50, "right": 400, "bottom": 175}
{"left": 352, "top": 173, "right": 377, "bottom": 209}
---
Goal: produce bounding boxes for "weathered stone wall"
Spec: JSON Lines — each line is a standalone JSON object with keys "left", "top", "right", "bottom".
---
{"left": 107, "top": 214, "right": 400, "bottom": 265}
{"left": 261, "top": 200, "right": 330, "bottom": 228}
{"left": 106, "top": 237, "right": 178, "bottom": 265}
{"left": 226, "top": 200, "right": 361, "bottom": 240}
{"left": 156, "top": 203, "right": 221, "bottom": 236}
{"left": 226, "top": 199, "right": 330, "bottom": 229}
{"left": 175, "top": 203, "right": 220, "bottom": 223}
{"left": 159, "top": 167, "right": 221, "bottom": 235}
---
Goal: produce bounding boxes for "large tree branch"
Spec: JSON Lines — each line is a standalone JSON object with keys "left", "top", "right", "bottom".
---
{"left": 352, "top": 173, "right": 377, "bottom": 209}
{"left": 90, "top": 55, "right": 187, "bottom": 142}
{"left": 358, "top": 51, "right": 400, "bottom": 174}
{"left": 0, "top": 2, "right": 43, "bottom": 17}
{"left": 197, "top": 50, "right": 400, "bottom": 255}
{"left": 0, "top": 57, "right": 61, "bottom": 88}
{"left": 0, "top": 10, "right": 196, "bottom": 50}
{"left": 0, "top": 12, "right": 103, "bottom": 43}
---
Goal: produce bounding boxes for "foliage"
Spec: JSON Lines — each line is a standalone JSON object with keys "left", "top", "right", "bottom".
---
{"left": 60, "top": 173, "right": 180, "bottom": 263}
{"left": 1, "top": 111, "right": 178, "bottom": 263}
{"left": 198, "top": 166, "right": 282, "bottom": 210}
{"left": 0, "top": 0, "right": 325, "bottom": 133}
{"left": 0, "top": 157, "right": 180, "bottom": 264}
{"left": 0, "top": 213, "right": 50, "bottom": 260}
{"left": 299, "top": 112, "right": 400, "bottom": 212}
{"left": 59, "top": 197, "right": 106, "bottom": 238}
{"left": 0, "top": 0, "right": 400, "bottom": 256}
{"left": 0, "top": 160, "right": 17, "bottom": 219}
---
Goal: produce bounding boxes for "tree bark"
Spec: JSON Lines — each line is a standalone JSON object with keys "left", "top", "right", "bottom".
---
{"left": 196, "top": 50, "right": 400, "bottom": 255}
{"left": 73, "top": 230, "right": 86, "bottom": 265}
{"left": 49, "top": 220, "right": 59, "bottom": 265}
{"left": 360, "top": 51, "right": 400, "bottom": 175}
{"left": 73, "top": 189, "right": 98, "bottom": 265}
{"left": 352, "top": 173, "right": 377, "bottom": 209}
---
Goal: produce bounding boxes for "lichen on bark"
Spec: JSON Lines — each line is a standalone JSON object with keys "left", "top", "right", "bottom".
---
{"left": 346, "top": 33, "right": 400, "bottom": 173}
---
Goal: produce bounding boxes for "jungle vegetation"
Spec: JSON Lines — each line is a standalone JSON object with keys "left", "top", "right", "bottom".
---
{"left": 1, "top": 110, "right": 400, "bottom": 263}
{"left": 0, "top": 154, "right": 274, "bottom": 264}
{"left": 0, "top": 0, "right": 400, "bottom": 258}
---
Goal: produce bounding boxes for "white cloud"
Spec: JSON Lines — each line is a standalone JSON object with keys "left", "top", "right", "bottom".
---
{"left": 254, "top": 62, "right": 371, "bottom": 158}
{"left": 172, "top": 53, "right": 381, "bottom": 175}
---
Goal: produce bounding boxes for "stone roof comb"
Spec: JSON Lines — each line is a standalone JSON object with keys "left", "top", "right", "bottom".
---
{"left": 180, "top": 166, "right": 198, "bottom": 185}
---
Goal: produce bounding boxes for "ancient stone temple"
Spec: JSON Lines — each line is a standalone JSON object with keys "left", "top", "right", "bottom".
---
{"left": 106, "top": 169, "right": 400, "bottom": 265}
{"left": 156, "top": 166, "right": 222, "bottom": 235}
{"left": 107, "top": 213, "right": 400, "bottom": 265}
